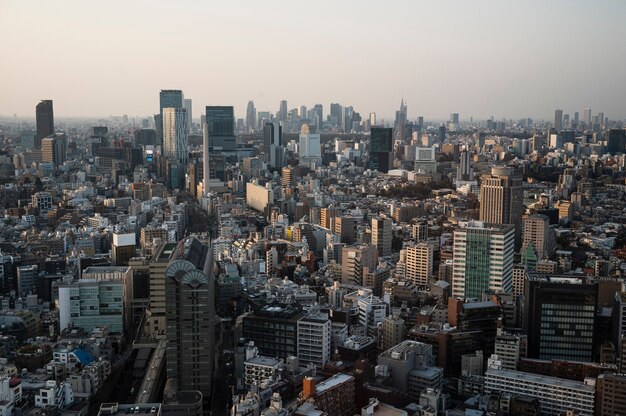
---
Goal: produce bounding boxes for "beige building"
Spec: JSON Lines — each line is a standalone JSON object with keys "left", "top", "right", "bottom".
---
{"left": 246, "top": 182, "right": 274, "bottom": 213}
{"left": 521, "top": 214, "right": 555, "bottom": 259}
{"left": 405, "top": 243, "right": 434, "bottom": 287}
{"left": 341, "top": 245, "right": 377, "bottom": 286}
{"left": 479, "top": 166, "right": 523, "bottom": 247}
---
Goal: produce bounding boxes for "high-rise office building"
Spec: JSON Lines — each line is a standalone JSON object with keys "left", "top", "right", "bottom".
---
{"left": 165, "top": 237, "right": 215, "bottom": 409}
{"left": 299, "top": 133, "right": 321, "bottom": 164}
{"left": 449, "top": 113, "right": 459, "bottom": 131}
{"left": 452, "top": 221, "right": 515, "bottom": 299}
{"left": 243, "top": 303, "right": 305, "bottom": 360}
{"left": 457, "top": 149, "right": 473, "bottom": 181}
{"left": 606, "top": 129, "right": 626, "bottom": 155}
{"left": 159, "top": 90, "right": 183, "bottom": 143}
{"left": 394, "top": 99, "right": 408, "bottom": 138}
{"left": 41, "top": 134, "right": 67, "bottom": 168}
{"left": 279, "top": 100, "right": 288, "bottom": 121}
{"left": 330, "top": 103, "right": 342, "bottom": 129}
{"left": 583, "top": 107, "right": 592, "bottom": 126}
{"left": 163, "top": 108, "right": 189, "bottom": 164}
{"left": 313, "top": 104, "right": 323, "bottom": 130}
{"left": 36, "top": 100, "right": 54, "bottom": 150}
{"left": 525, "top": 275, "right": 597, "bottom": 362}
{"left": 405, "top": 243, "right": 434, "bottom": 287}
{"left": 245, "top": 100, "right": 256, "bottom": 131}
{"left": 206, "top": 106, "right": 236, "bottom": 153}
{"left": 371, "top": 217, "right": 392, "bottom": 258}
{"left": 369, "top": 127, "right": 393, "bottom": 173}
{"left": 183, "top": 98, "right": 193, "bottom": 132}
{"left": 553, "top": 109, "right": 563, "bottom": 131}
{"left": 479, "top": 166, "right": 524, "bottom": 248}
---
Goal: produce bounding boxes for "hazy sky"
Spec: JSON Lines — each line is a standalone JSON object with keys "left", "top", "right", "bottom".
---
{"left": 1, "top": 0, "right": 625, "bottom": 121}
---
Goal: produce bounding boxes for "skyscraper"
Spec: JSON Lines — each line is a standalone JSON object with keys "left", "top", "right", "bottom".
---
{"left": 452, "top": 221, "right": 515, "bottom": 299}
{"left": 394, "top": 99, "right": 408, "bottom": 138}
{"left": 330, "top": 103, "right": 342, "bottom": 129}
{"left": 159, "top": 90, "right": 184, "bottom": 143}
{"left": 41, "top": 133, "right": 67, "bottom": 168}
{"left": 205, "top": 106, "right": 235, "bottom": 154}
{"left": 313, "top": 104, "right": 323, "bottom": 130}
{"left": 299, "top": 133, "right": 321, "bottom": 164}
{"left": 36, "top": 100, "right": 54, "bottom": 150}
{"left": 165, "top": 237, "right": 215, "bottom": 408}
{"left": 449, "top": 113, "right": 459, "bottom": 131}
{"left": 263, "top": 122, "right": 283, "bottom": 169}
{"left": 279, "top": 100, "right": 288, "bottom": 121}
{"left": 457, "top": 149, "right": 473, "bottom": 181}
{"left": 245, "top": 100, "right": 256, "bottom": 131}
{"left": 371, "top": 217, "right": 392, "bottom": 258}
{"left": 554, "top": 109, "right": 563, "bottom": 131}
{"left": 369, "top": 127, "right": 393, "bottom": 173}
{"left": 479, "top": 166, "right": 524, "bottom": 248}
{"left": 183, "top": 98, "right": 193, "bottom": 132}
{"left": 163, "top": 108, "right": 189, "bottom": 163}
{"left": 583, "top": 107, "right": 592, "bottom": 127}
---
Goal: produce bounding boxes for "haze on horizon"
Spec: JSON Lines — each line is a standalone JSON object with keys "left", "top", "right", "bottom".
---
{"left": 1, "top": 0, "right": 625, "bottom": 121}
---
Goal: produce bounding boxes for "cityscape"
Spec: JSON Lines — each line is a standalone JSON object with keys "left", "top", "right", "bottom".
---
{"left": 1, "top": 2, "right": 626, "bottom": 416}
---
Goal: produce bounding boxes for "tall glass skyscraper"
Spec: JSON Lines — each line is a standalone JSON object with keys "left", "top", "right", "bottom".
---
{"left": 163, "top": 108, "right": 188, "bottom": 163}
{"left": 205, "top": 106, "right": 235, "bottom": 153}
{"left": 369, "top": 126, "right": 393, "bottom": 173}
{"left": 158, "top": 90, "right": 183, "bottom": 143}
{"left": 36, "top": 100, "right": 54, "bottom": 150}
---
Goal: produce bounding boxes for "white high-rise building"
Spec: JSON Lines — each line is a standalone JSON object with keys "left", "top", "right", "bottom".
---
{"left": 297, "top": 310, "right": 331, "bottom": 368}
{"left": 299, "top": 133, "right": 321, "bottom": 164}
{"left": 163, "top": 107, "right": 188, "bottom": 163}
{"left": 452, "top": 221, "right": 515, "bottom": 299}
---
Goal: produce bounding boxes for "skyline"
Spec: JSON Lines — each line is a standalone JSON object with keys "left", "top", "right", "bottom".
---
{"left": 1, "top": 1, "right": 626, "bottom": 120}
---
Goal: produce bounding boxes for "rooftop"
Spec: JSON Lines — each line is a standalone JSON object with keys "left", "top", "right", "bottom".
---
{"left": 315, "top": 373, "right": 354, "bottom": 394}
{"left": 486, "top": 368, "right": 595, "bottom": 392}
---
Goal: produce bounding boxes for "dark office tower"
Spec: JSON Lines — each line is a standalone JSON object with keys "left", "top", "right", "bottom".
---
{"left": 205, "top": 106, "right": 236, "bottom": 153}
{"left": 158, "top": 90, "right": 183, "bottom": 142}
{"left": 36, "top": 100, "right": 54, "bottom": 150}
{"left": 279, "top": 100, "right": 288, "bottom": 122}
{"left": 606, "top": 129, "right": 626, "bottom": 155}
{"left": 573, "top": 111, "right": 579, "bottom": 129}
{"left": 554, "top": 109, "right": 563, "bottom": 131}
{"left": 263, "top": 122, "right": 283, "bottom": 169}
{"left": 479, "top": 166, "right": 524, "bottom": 249}
{"left": 369, "top": 127, "right": 393, "bottom": 173}
{"left": 525, "top": 275, "right": 597, "bottom": 362}
{"left": 330, "top": 103, "right": 343, "bottom": 129}
{"left": 165, "top": 237, "right": 216, "bottom": 409}
{"left": 457, "top": 149, "right": 473, "bottom": 181}
{"left": 245, "top": 100, "right": 256, "bottom": 131}
{"left": 314, "top": 104, "right": 323, "bottom": 130}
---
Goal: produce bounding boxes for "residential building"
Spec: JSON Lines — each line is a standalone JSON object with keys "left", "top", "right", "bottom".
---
{"left": 485, "top": 368, "right": 595, "bottom": 416}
